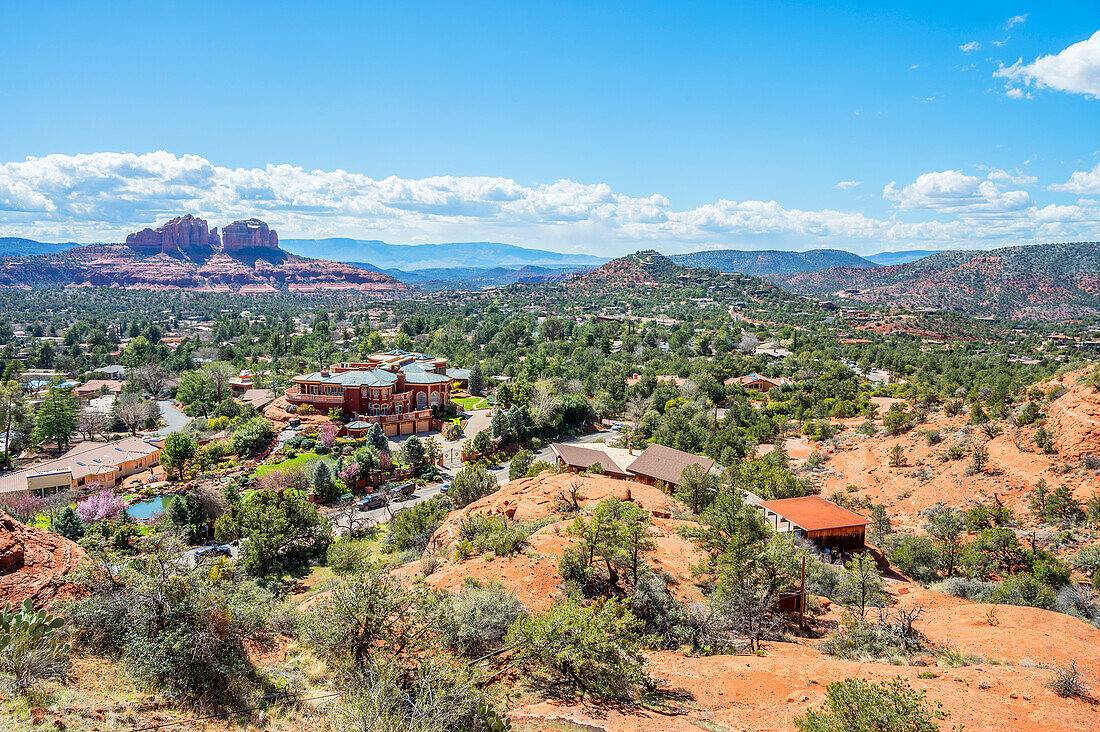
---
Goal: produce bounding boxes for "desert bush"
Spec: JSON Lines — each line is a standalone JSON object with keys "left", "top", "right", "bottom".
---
{"left": 819, "top": 610, "right": 926, "bottom": 662}
{"left": 505, "top": 596, "right": 653, "bottom": 700}
{"left": 328, "top": 538, "right": 370, "bottom": 576}
{"left": 439, "top": 581, "right": 526, "bottom": 658}
{"left": 0, "top": 599, "right": 71, "bottom": 695}
{"left": 934, "top": 577, "right": 998, "bottom": 603}
{"left": 1047, "top": 662, "right": 1089, "bottom": 699}
{"left": 795, "top": 676, "right": 949, "bottom": 732}
{"left": 449, "top": 464, "right": 498, "bottom": 509}
{"left": 630, "top": 574, "right": 694, "bottom": 650}
{"left": 387, "top": 498, "right": 448, "bottom": 553}
{"left": 64, "top": 535, "right": 272, "bottom": 701}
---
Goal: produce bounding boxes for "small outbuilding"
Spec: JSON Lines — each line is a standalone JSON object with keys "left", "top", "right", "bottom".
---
{"left": 757, "top": 495, "right": 869, "bottom": 550}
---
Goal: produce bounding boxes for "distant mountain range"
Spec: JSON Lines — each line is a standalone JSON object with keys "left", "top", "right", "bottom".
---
{"left": 281, "top": 238, "right": 605, "bottom": 270}
{"left": 0, "top": 237, "right": 78, "bottom": 256}
{"left": 350, "top": 263, "right": 593, "bottom": 290}
{"left": 670, "top": 248, "right": 876, "bottom": 274}
{"left": 866, "top": 250, "right": 943, "bottom": 266}
{"left": 765, "top": 241, "right": 1100, "bottom": 320}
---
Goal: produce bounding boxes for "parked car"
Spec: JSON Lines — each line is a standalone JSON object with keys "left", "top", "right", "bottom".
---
{"left": 438, "top": 482, "right": 451, "bottom": 494}
{"left": 195, "top": 544, "right": 232, "bottom": 562}
{"left": 288, "top": 417, "right": 301, "bottom": 427}
{"left": 358, "top": 493, "right": 388, "bottom": 510}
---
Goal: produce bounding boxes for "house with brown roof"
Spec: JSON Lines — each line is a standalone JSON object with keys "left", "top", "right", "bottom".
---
{"left": 74, "top": 379, "right": 124, "bottom": 404}
{"left": 625, "top": 443, "right": 715, "bottom": 488}
{"left": 0, "top": 437, "right": 162, "bottom": 498}
{"left": 756, "top": 495, "right": 869, "bottom": 550}
{"left": 549, "top": 443, "right": 630, "bottom": 478}
{"left": 725, "top": 373, "right": 793, "bottom": 392}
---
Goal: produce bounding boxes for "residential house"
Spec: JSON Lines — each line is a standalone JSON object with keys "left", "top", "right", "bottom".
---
{"left": 625, "top": 443, "right": 715, "bottom": 487}
{"left": 756, "top": 495, "right": 869, "bottom": 550}
{"left": 0, "top": 437, "right": 162, "bottom": 498}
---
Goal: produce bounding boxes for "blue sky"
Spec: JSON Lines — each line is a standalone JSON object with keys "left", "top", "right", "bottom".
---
{"left": 1, "top": 1, "right": 1098, "bottom": 255}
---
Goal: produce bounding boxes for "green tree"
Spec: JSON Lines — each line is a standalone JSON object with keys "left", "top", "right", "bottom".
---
{"left": 467, "top": 362, "right": 485, "bottom": 397}
{"left": 509, "top": 449, "right": 534, "bottom": 481}
{"left": 52, "top": 506, "right": 85, "bottom": 541}
{"left": 882, "top": 403, "right": 909, "bottom": 435}
{"left": 230, "top": 417, "right": 275, "bottom": 457}
{"left": 401, "top": 434, "right": 425, "bottom": 475}
{"left": 215, "top": 488, "right": 331, "bottom": 576}
{"left": 0, "top": 380, "right": 32, "bottom": 466}
{"left": 312, "top": 460, "right": 336, "bottom": 502}
{"left": 34, "top": 386, "right": 79, "bottom": 452}
{"left": 449, "top": 464, "right": 497, "bottom": 509}
{"left": 176, "top": 370, "right": 216, "bottom": 417}
{"left": 674, "top": 463, "right": 719, "bottom": 514}
{"left": 159, "top": 432, "right": 197, "bottom": 481}
{"left": 1027, "top": 478, "right": 1050, "bottom": 517}
{"left": 795, "top": 677, "right": 948, "bottom": 732}
{"left": 840, "top": 553, "right": 885, "bottom": 617}
{"left": 1045, "top": 484, "right": 1083, "bottom": 525}
{"left": 505, "top": 596, "right": 653, "bottom": 700}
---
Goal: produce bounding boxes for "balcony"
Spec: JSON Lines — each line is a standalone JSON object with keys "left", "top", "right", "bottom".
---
{"left": 284, "top": 388, "right": 345, "bottom": 406}
{"left": 351, "top": 409, "right": 433, "bottom": 425}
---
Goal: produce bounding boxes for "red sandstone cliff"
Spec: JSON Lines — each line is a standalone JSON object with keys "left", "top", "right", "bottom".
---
{"left": 221, "top": 218, "right": 278, "bottom": 253}
{"left": 0, "top": 510, "right": 86, "bottom": 608}
{"left": 124, "top": 213, "right": 221, "bottom": 255}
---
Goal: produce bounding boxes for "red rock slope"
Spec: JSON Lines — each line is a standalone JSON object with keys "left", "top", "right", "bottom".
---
{"left": 0, "top": 510, "right": 85, "bottom": 608}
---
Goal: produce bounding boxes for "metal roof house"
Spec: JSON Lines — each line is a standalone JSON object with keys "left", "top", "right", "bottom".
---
{"left": 757, "top": 495, "right": 870, "bottom": 550}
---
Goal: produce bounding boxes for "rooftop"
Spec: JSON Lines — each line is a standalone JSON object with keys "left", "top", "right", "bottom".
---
{"left": 757, "top": 495, "right": 870, "bottom": 533}
{"left": 626, "top": 443, "right": 715, "bottom": 485}
{"left": 550, "top": 443, "right": 630, "bottom": 477}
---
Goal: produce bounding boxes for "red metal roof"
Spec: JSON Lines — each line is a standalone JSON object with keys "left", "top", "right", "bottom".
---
{"left": 757, "top": 495, "right": 870, "bottom": 532}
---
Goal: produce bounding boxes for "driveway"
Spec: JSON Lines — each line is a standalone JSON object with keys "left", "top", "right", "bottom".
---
{"left": 325, "top": 483, "right": 446, "bottom": 535}
{"left": 150, "top": 400, "right": 189, "bottom": 437}
{"left": 494, "top": 428, "right": 619, "bottom": 485}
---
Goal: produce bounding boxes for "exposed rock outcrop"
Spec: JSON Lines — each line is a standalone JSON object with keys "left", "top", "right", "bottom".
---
{"left": 124, "top": 214, "right": 220, "bottom": 255}
{"left": 221, "top": 218, "right": 279, "bottom": 253}
{"left": 0, "top": 510, "right": 85, "bottom": 608}
{"left": 0, "top": 215, "right": 413, "bottom": 295}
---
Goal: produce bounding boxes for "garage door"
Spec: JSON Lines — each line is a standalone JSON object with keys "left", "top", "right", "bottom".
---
{"left": 400, "top": 421, "right": 414, "bottom": 435}
{"left": 384, "top": 423, "right": 399, "bottom": 437}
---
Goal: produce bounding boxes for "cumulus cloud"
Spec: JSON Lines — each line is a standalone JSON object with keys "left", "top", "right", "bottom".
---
{"left": 1050, "top": 162, "right": 1100, "bottom": 194}
{"left": 834, "top": 180, "right": 862, "bottom": 190}
{"left": 0, "top": 151, "right": 1097, "bottom": 254}
{"left": 995, "top": 30, "right": 1100, "bottom": 98}
{"left": 882, "top": 170, "right": 1030, "bottom": 212}
{"left": 960, "top": 41, "right": 981, "bottom": 53}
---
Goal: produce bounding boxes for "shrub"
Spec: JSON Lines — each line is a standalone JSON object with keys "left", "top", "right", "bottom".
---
{"left": 328, "top": 539, "right": 369, "bottom": 576}
{"left": 387, "top": 498, "right": 447, "bottom": 553}
{"left": 440, "top": 582, "right": 526, "bottom": 658}
{"left": 505, "top": 596, "right": 654, "bottom": 700}
{"left": 52, "top": 506, "right": 85, "bottom": 541}
{"left": 64, "top": 536, "right": 272, "bottom": 701}
{"left": 231, "top": 417, "right": 275, "bottom": 457}
{"left": 509, "top": 449, "right": 534, "bottom": 481}
{"left": 449, "top": 464, "right": 498, "bottom": 509}
{"left": 795, "top": 676, "right": 948, "bottom": 732}
{"left": 1047, "top": 662, "right": 1089, "bottom": 699}
{"left": 0, "top": 599, "right": 70, "bottom": 695}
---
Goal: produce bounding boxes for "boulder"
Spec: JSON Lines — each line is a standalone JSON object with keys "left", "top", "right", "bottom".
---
{"left": 0, "top": 510, "right": 86, "bottom": 608}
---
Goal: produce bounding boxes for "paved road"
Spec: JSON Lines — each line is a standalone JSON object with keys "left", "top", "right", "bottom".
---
{"left": 325, "top": 483, "right": 447, "bottom": 535}
{"left": 150, "top": 400, "right": 189, "bottom": 437}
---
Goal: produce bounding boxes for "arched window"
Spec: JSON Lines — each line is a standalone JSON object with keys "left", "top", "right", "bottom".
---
{"left": 416, "top": 391, "right": 427, "bottom": 409}
{"left": 430, "top": 391, "right": 440, "bottom": 406}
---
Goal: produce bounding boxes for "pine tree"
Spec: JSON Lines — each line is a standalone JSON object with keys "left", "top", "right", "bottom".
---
{"left": 53, "top": 506, "right": 86, "bottom": 541}
{"left": 34, "top": 386, "right": 79, "bottom": 452}
{"left": 312, "top": 461, "right": 335, "bottom": 502}
{"left": 468, "top": 362, "right": 485, "bottom": 397}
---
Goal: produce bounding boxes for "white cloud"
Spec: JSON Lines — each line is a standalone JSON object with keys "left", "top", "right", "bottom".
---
{"left": 960, "top": 41, "right": 982, "bottom": 53}
{"left": 835, "top": 180, "right": 862, "bottom": 190}
{"left": 995, "top": 30, "right": 1100, "bottom": 98}
{"left": 1004, "top": 14, "right": 1028, "bottom": 30}
{"left": 882, "top": 170, "right": 1031, "bottom": 212}
{"left": 0, "top": 151, "right": 1097, "bottom": 255}
{"left": 1050, "top": 162, "right": 1100, "bottom": 194}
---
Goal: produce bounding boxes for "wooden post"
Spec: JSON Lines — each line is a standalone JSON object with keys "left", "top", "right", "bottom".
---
{"left": 799, "top": 555, "right": 806, "bottom": 630}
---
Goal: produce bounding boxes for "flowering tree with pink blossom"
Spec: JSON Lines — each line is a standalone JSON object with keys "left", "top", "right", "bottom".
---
{"left": 76, "top": 488, "right": 128, "bottom": 524}
{"left": 339, "top": 463, "right": 359, "bottom": 487}
{"left": 319, "top": 424, "right": 339, "bottom": 450}
{"left": 0, "top": 493, "right": 44, "bottom": 523}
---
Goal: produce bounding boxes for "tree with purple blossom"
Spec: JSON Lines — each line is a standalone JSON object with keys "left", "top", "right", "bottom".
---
{"left": 75, "top": 487, "right": 128, "bottom": 524}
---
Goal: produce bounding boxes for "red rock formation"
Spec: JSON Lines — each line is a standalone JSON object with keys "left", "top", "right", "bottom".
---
{"left": 124, "top": 214, "right": 220, "bottom": 255}
{"left": 0, "top": 510, "right": 86, "bottom": 608}
{"left": 221, "top": 218, "right": 279, "bottom": 253}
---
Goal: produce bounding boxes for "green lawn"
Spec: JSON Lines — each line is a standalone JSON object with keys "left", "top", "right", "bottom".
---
{"left": 254, "top": 451, "right": 322, "bottom": 477}
{"left": 453, "top": 396, "right": 489, "bottom": 410}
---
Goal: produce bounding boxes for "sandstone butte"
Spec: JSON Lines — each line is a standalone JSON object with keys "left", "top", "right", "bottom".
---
{"left": 0, "top": 509, "right": 85, "bottom": 609}
{"left": 0, "top": 214, "right": 412, "bottom": 295}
